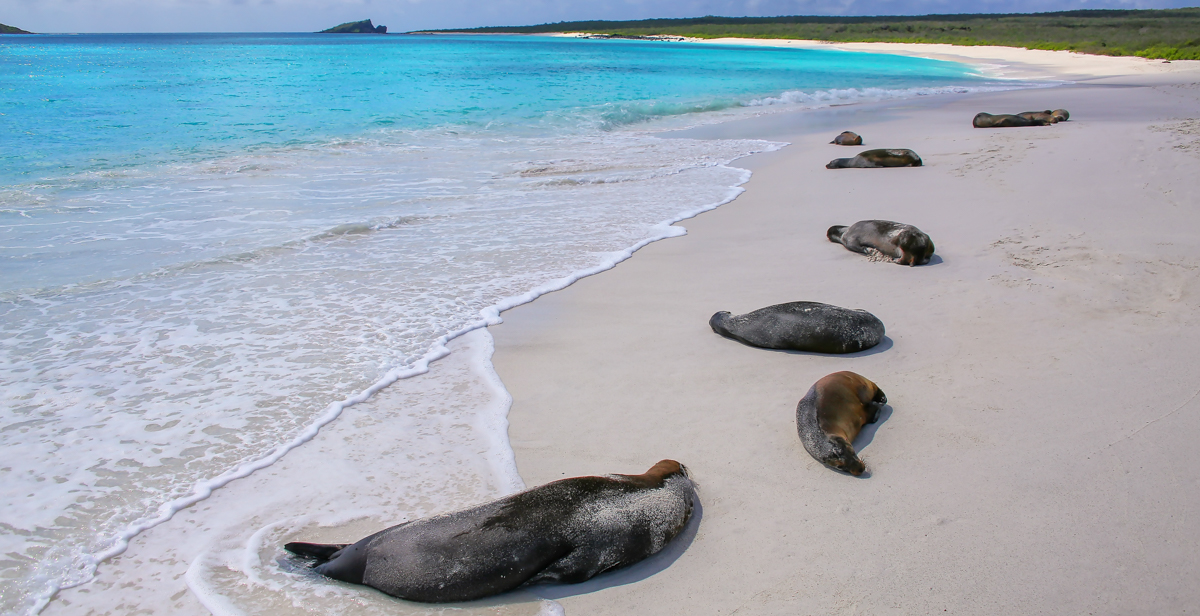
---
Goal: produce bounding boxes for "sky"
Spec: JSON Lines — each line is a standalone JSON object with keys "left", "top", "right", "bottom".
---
{"left": 2, "top": 0, "right": 1196, "bottom": 33}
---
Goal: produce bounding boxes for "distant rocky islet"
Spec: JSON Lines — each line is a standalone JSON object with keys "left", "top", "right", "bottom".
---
{"left": 1, "top": 23, "right": 34, "bottom": 34}
{"left": 319, "top": 19, "right": 387, "bottom": 34}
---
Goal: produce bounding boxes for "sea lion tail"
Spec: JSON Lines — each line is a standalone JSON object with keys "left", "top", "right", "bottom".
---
{"left": 284, "top": 541, "right": 349, "bottom": 565}
{"left": 827, "top": 225, "right": 847, "bottom": 244}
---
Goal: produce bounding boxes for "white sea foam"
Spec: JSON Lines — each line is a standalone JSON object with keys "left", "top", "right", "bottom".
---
{"left": 0, "top": 118, "right": 775, "bottom": 614}
{"left": 745, "top": 83, "right": 1054, "bottom": 108}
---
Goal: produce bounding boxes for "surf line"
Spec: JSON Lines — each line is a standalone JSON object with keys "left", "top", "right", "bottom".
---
{"left": 34, "top": 158, "right": 770, "bottom": 614}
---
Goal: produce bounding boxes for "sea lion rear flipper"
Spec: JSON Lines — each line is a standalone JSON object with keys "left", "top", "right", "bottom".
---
{"left": 284, "top": 541, "right": 349, "bottom": 563}
{"left": 311, "top": 538, "right": 373, "bottom": 584}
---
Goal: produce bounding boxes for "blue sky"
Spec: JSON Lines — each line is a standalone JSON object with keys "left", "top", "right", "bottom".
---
{"left": 3, "top": 0, "right": 1196, "bottom": 33}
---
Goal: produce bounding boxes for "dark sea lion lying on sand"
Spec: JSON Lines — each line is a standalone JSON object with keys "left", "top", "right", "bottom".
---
{"left": 827, "top": 220, "right": 935, "bottom": 266}
{"left": 797, "top": 371, "right": 887, "bottom": 476}
{"left": 830, "top": 131, "right": 863, "bottom": 145}
{"left": 285, "top": 460, "right": 696, "bottom": 603}
{"left": 710, "top": 301, "right": 885, "bottom": 354}
{"left": 826, "top": 148, "right": 922, "bottom": 169}
{"left": 973, "top": 112, "right": 1037, "bottom": 128}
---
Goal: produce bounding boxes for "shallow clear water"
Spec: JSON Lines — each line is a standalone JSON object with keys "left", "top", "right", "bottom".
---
{"left": 0, "top": 33, "right": 1005, "bottom": 614}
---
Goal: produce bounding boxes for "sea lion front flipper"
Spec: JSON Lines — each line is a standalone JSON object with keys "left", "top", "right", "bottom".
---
{"left": 866, "top": 388, "right": 887, "bottom": 424}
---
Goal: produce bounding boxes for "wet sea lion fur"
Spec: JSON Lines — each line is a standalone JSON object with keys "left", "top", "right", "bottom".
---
{"left": 826, "top": 148, "right": 922, "bottom": 169}
{"left": 285, "top": 460, "right": 696, "bottom": 603}
{"left": 709, "top": 301, "right": 885, "bottom": 354}
{"left": 972, "top": 112, "right": 1036, "bottom": 128}
{"left": 1017, "top": 110, "right": 1058, "bottom": 125}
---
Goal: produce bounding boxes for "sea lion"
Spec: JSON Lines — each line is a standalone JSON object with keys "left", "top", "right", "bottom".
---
{"left": 796, "top": 371, "right": 887, "bottom": 476}
{"left": 284, "top": 460, "right": 696, "bottom": 603}
{"left": 709, "top": 301, "right": 885, "bottom": 354}
{"left": 825, "top": 148, "right": 922, "bottom": 169}
{"left": 830, "top": 131, "right": 863, "bottom": 145}
{"left": 827, "top": 220, "right": 935, "bottom": 266}
{"left": 1051, "top": 108, "right": 1070, "bottom": 122}
{"left": 972, "top": 112, "right": 1036, "bottom": 128}
{"left": 1017, "top": 110, "right": 1058, "bottom": 125}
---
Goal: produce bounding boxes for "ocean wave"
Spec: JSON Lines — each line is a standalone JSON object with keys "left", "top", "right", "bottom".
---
{"left": 744, "top": 83, "right": 1053, "bottom": 108}
{"left": 0, "top": 130, "right": 780, "bottom": 615}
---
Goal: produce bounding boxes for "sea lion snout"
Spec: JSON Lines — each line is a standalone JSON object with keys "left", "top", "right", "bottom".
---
{"left": 825, "top": 437, "right": 866, "bottom": 476}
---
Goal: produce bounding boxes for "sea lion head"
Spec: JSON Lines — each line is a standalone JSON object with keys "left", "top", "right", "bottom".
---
{"left": 708, "top": 311, "right": 733, "bottom": 336}
{"left": 1051, "top": 108, "right": 1069, "bottom": 122}
{"left": 895, "top": 228, "right": 934, "bottom": 266}
{"left": 823, "top": 436, "right": 866, "bottom": 476}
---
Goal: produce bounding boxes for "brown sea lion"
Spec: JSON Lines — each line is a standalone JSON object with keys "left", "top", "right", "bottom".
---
{"left": 285, "top": 460, "right": 696, "bottom": 603}
{"left": 1051, "top": 108, "right": 1070, "bottom": 122}
{"left": 830, "top": 131, "right": 863, "bottom": 145}
{"left": 972, "top": 112, "right": 1036, "bottom": 128}
{"left": 1018, "top": 110, "right": 1058, "bottom": 125}
{"left": 827, "top": 220, "right": 935, "bottom": 266}
{"left": 825, "top": 148, "right": 922, "bottom": 169}
{"left": 796, "top": 371, "right": 887, "bottom": 476}
{"left": 709, "top": 301, "right": 885, "bottom": 354}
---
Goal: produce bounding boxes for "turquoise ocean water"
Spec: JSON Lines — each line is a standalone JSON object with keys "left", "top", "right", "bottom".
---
{"left": 0, "top": 33, "right": 1011, "bottom": 613}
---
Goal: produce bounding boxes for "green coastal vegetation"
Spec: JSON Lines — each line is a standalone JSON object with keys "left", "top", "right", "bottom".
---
{"left": 320, "top": 19, "right": 388, "bottom": 34}
{"left": 1, "top": 22, "right": 34, "bottom": 34}
{"left": 438, "top": 8, "right": 1200, "bottom": 61}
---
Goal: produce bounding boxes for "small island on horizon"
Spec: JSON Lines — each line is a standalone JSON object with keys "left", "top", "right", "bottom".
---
{"left": 320, "top": 19, "right": 387, "bottom": 34}
{"left": 1, "top": 22, "right": 34, "bottom": 34}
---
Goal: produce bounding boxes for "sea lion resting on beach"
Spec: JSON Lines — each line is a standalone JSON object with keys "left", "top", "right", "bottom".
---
{"left": 825, "top": 148, "right": 922, "bottom": 169}
{"left": 830, "top": 131, "right": 863, "bottom": 145}
{"left": 284, "top": 460, "right": 695, "bottom": 603}
{"left": 972, "top": 112, "right": 1037, "bottom": 128}
{"left": 709, "top": 301, "right": 885, "bottom": 354}
{"left": 827, "top": 220, "right": 935, "bottom": 266}
{"left": 796, "top": 371, "right": 887, "bottom": 476}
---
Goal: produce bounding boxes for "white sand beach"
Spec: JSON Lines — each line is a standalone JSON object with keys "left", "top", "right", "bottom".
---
{"left": 43, "top": 43, "right": 1200, "bottom": 615}
{"left": 491, "top": 43, "right": 1200, "bottom": 614}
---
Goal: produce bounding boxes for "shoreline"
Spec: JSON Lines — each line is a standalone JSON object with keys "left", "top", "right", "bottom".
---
{"left": 490, "top": 41, "right": 1200, "bottom": 614}
{"left": 547, "top": 31, "right": 1193, "bottom": 81}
